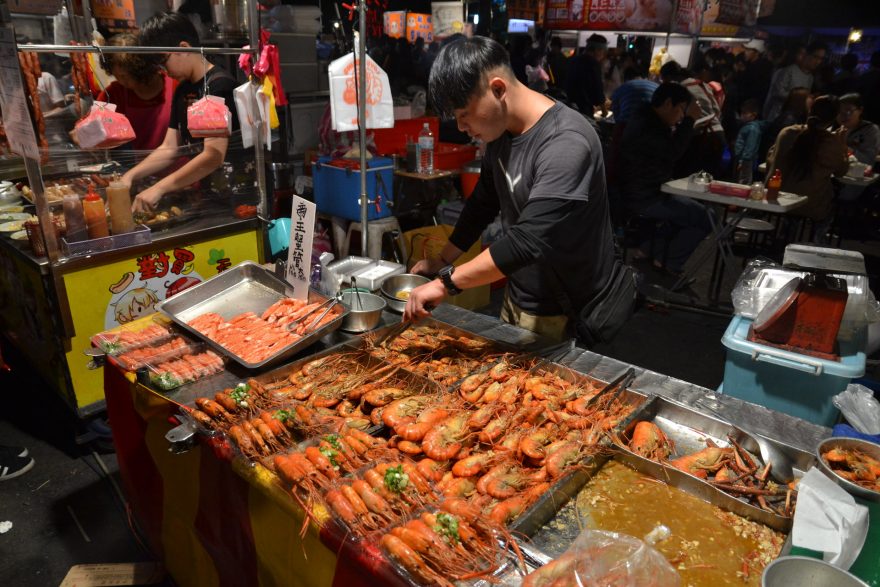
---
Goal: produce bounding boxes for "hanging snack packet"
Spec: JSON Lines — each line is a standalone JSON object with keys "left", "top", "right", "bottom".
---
{"left": 74, "top": 102, "right": 136, "bottom": 149}
{"left": 187, "top": 95, "right": 232, "bottom": 138}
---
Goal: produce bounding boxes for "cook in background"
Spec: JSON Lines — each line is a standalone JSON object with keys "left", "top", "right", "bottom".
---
{"left": 763, "top": 42, "right": 826, "bottom": 122}
{"left": 403, "top": 36, "right": 616, "bottom": 344}
{"left": 122, "top": 12, "right": 239, "bottom": 213}
{"left": 618, "top": 82, "right": 710, "bottom": 277}
{"left": 97, "top": 33, "right": 178, "bottom": 152}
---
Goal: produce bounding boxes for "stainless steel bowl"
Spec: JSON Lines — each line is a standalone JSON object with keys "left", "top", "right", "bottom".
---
{"left": 381, "top": 273, "right": 431, "bottom": 313}
{"left": 762, "top": 556, "right": 869, "bottom": 587}
{"left": 816, "top": 437, "right": 880, "bottom": 502}
{"left": 339, "top": 291, "right": 386, "bottom": 333}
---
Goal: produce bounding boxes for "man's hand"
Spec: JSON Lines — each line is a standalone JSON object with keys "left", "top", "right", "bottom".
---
{"left": 403, "top": 279, "right": 446, "bottom": 321}
{"left": 132, "top": 185, "right": 165, "bottom": 213}
{"left": 686, "top": 100, "right": 702, "bottom": 121}
{"left": 410, "top": 256, "right": 446, "bottom": 277}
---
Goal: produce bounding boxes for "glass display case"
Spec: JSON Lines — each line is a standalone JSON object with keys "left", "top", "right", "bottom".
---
{"left": 0, "top": 3, "right": 269, "bottom": 419}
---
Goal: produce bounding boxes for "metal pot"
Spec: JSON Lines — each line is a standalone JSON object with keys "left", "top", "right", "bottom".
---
{"left": 381, "top": 273, "right": 430, "bottom": 313}
{"left": 762, "top": 556, "right": 869, "bottom": 587}
{"left": 339, "top": 291, "right": 386, "bottom": 333}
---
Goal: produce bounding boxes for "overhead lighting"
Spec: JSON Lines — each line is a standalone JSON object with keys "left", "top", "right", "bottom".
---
{"left": 474, "top": 14, "right": 479, "bottom": 25}
{"left": 849, "top": 29, "right": 863, "bottom": 43}
{"left": 333, "top": 21, "right": 341, "bottom": 29}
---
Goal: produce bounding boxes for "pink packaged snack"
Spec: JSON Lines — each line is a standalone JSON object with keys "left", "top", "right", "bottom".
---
{"left": 187, "top": 95, "right": 231, "bottom": 138}
{"left": 74, "top": 102, "right": 136, "bottom": 149}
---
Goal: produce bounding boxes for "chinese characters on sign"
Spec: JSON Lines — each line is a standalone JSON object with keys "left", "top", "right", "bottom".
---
{"left": 285, "top": 196, "right": 316, "bottom": 300}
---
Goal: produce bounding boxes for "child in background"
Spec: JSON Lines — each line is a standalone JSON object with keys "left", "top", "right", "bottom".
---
{"left": 734, "top": 99, "right": 768, "bottom": 185}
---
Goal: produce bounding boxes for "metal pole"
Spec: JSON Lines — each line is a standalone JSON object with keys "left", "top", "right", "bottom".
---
{"left": 358, "top": 1, "right": 369, "bottom": 258}
{"left": 247, "top": 0, "right": 268, "bottom": 223}
{"left": 18, "top": 44, "right": 256, "bottom": 55}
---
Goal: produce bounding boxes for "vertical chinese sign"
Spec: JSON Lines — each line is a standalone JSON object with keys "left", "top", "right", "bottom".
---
{"left": 285, "top": 195, "right": 316, "bottom": 300}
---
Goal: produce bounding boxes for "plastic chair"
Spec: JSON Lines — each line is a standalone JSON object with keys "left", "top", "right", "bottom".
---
{"left": 339, "top": 216, "right": 402, "bottom": 259}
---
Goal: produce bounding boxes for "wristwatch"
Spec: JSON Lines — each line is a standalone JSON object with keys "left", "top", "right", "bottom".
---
{"left": 438, "top": 265, "right": 462, "bottom": 296}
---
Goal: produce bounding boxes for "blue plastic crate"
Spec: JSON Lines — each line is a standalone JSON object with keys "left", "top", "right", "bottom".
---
{"left": 720, "top": 315, "right": 866, "bottom": 426}
{"left": 313, "top": 156, "right": 394, "bottom": 222}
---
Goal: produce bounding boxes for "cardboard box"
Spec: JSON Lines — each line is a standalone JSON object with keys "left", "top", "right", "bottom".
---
{"left": 402, "top": 224, "right": 490, "bottom": 310}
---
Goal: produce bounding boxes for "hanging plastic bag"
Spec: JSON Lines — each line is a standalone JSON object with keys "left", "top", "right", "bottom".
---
{"left": 233, "top": 82, "right": 258, "bottom": 148}
{"left": 187, "top": 95, "right": 232, "bottom": 138}
{"left": 522, "top": 529, "right": 680, "bottom": 587}
{"left": 73, "top": 101, "right": 136, "bottom": 149}
{"left": 328, "top": 42, "right": 394, "bottom": 132}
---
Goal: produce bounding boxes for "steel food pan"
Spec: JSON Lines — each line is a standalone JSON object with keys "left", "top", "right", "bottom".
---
{"left": 507, "top": 384, "right": 653, "bottom": 539}
{"left": 158, "top": 261, "right": 349, "bottom": 370}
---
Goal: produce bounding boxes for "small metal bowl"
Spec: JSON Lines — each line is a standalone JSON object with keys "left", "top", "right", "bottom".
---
{"left": 339, "top": 291, "right": 386, "bottom": 333}
{"left": 381, "top": 273, "right": 431, "bottom": 313}
{"left": 762, "top": 556, "right": 869, "bottom": 587}
{"left": 816, "top": 437, "right": 880, "bottom": 503}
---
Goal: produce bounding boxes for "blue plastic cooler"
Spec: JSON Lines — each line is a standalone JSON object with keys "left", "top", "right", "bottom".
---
{"left": 313, "top": 156, "right": 394, "bottom": 222}
{"left": 720, "top": 315, "right": 866, "bottom": 426}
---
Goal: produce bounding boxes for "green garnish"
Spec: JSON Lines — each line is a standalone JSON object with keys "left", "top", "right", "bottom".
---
{"left": 273, "top": 409, "right": 295, "bottom": 423}
{"left": 319, "top": 445, "right": 340, "bottom": 470}
{"left": 230, "top": 383, "right": 250, "bottom": 407}
{"left": 434, "top": 512, "right": 460, "bottom": 544}
{"left": 100, "top": 340, "right": 122, "bottom": 354}
{"left": 324, "top": 434, "right": 341, "bottom": 451}
{"left": 151, "top": 372, "right": 181, "bottom": 390}
{"left": 384, "top": 464, "right": 409, "bottom": 494}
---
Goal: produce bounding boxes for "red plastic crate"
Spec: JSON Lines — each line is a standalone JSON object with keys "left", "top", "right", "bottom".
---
{"left": 434, "top": 143, "right": 477, "bottom": 171}
{"left": 372, "top": 116, "right": 440, "bottom": 156}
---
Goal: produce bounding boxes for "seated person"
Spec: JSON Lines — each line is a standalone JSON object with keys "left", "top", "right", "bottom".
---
{"left": 767, "top": 95, "right": 849, "bottom": 234}
{"left": 838, "top": 93, "right": 880, "bottom": 165}
{"left": 618, "top": 82, "right": 711, "bottom": 276}
{"left": 122, "top": 12, "right": 239, "bottom": 213}
{"left": 98, "top": 33, "right": 177, "bottom": 151}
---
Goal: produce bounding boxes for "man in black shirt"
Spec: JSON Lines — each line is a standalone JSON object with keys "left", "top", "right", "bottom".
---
{"left": 404, "top": 36, "right": 615, "bottom": 342}
{"left": 123, "top": 12, "right": 239, "bottom": 213}
{"left": 618, "top": 83, "right": 710, "bottom": 275}
{"left": 566, "top": 34, "right": 608, "bottom": 117}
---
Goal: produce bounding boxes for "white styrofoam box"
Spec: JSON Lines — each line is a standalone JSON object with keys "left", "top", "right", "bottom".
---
{"left": 393, "top": 105, "right": 414, "bottom": 120}
{"left": 281, "top": 63, "right": 319, "bottom": 94}
{"left": 269, "top": 33, "right": 316, "bottom": 63}
{"left": 287, "top": 100, "right": 328, "bottom": 155}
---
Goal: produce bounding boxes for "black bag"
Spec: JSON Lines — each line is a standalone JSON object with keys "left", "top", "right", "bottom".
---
{"left": 550, "top": 260, "right": 639, "bottom": 346}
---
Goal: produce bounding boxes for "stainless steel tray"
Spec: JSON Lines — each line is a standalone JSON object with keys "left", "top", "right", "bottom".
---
{"left": 508, "top": 368, "right": 651, "bottom": 539}
{"left": 158, "top": 261, "right": 349, "bottom": 370}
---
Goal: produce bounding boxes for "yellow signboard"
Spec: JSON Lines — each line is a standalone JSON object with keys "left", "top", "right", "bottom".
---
{"left": 63, "top": 230, "right": 261, "bottom": 409}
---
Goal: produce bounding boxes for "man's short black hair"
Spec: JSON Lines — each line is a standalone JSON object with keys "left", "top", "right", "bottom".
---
{"left": 659, "top": 60, "right": 684, "bottom": 82}
{"left": 840, "top": 93, "right": 864, "bottom": 109}
{"left": 140, "top": 12, "right": 200, "bottom": 49}
{"left": 428, "top": 35, "right": 511, "bottom": 118}
{"left": 651, "top": 82, "right": 692, "bottom": 108}
{"left": 740, "top": 98, "right": 761, "bottom": 115}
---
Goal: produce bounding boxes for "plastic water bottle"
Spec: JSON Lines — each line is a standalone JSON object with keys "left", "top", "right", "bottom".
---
{"left": 417, "top": 123, "right": 434, "bottom": 175}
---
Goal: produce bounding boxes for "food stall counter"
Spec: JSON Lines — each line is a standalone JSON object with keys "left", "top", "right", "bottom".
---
{"left": 99, "top": 303, "right": 845, "bottom": 587}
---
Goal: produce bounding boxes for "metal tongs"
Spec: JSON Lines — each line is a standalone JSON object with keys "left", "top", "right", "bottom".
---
{"left": 582, "top": 367, "right": 638, "bottom": 412}
{"left": 286, "top": 296, "right": 339, "bottom": 333}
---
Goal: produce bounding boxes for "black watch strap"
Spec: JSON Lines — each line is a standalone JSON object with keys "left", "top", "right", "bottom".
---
{"left": 438, "top": 265, "right": 462, "bottom": 296}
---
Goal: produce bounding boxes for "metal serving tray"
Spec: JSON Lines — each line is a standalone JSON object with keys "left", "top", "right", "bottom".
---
{"left": 513, "top": 396, "right": 815, "bottom": 545}
{"left": 508, "top": 376, "right": 651, "bottom": 540}
{"left": 158, "top": 261, "right": 349, "bottom": 370}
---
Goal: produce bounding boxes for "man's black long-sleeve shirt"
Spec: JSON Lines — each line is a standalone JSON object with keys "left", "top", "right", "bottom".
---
{"left": 448, "top": 101, "right": 615, "bottom": 315}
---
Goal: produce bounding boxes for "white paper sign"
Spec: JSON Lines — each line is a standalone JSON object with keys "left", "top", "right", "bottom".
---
{"left": 285, "top": 195, "right": 316, "bottom": 300}
{"left": 0, "top": 26, "right": 40, "bottom": 161}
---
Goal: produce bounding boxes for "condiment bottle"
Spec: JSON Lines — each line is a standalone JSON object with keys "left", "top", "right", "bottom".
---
{"left": 107, "top": 178, "right": 135, "bottom": 234}
{"left": 82, "top": 185, "right": 109, "bottom": 239}
{"left": 62, "top": 193, "right": 88, "bottom": 242}
{"left": 766, "top": 169, "right": 782, "bottom": 203}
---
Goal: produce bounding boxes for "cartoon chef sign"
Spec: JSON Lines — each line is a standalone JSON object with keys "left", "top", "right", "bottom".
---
{"left": 103, "top": 247, "right": 206, "bottom": 329}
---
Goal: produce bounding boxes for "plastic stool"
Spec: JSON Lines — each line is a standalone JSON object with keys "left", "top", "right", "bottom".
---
{"left": 341, "top": 216, "right": 402, "bottom": 259}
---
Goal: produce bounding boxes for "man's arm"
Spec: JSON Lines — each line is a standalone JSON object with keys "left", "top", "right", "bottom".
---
{"left": 123, "top": 128, "right": 181, "bottom": 185}
{"left": 411, "top": 156, "right": 501, "bottom": 276}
